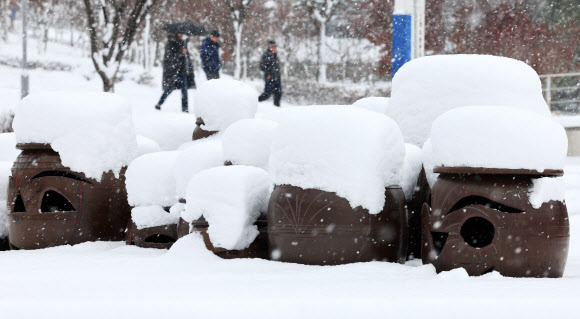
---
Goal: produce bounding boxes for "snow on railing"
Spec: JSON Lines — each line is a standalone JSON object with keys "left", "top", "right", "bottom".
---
{"left": 540, "top": 72, "right": 580, "bottom": 112}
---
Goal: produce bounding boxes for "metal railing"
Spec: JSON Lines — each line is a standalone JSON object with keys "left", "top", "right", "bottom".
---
{"left": 540, "top": 72, "right": 580, "bottom": 112}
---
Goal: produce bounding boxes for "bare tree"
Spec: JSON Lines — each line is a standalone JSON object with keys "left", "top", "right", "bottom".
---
{"left": 302, "top": 0, "right": 343, "bottom": 83}
{"left": 226, "top": 0, "right": 252, "bottom": 79}
{"left": 82, "top": 0, "right": 157, "bottom": 92}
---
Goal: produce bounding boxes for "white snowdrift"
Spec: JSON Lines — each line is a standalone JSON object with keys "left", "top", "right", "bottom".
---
{"left": 194, "top": 79, "right": 259, "bottom": 131}
{"left": 222, "top": 119, "right": 279, "bottom": 169}
{"left": 352, "top": 97, "right": 390, "bottom": 114}
{"left": 13, "top": 91, "right": 138, "bottom": 180}
{"left": 388, "top": 55, "right": 550, "bottom": 146}
{"left": 269, "top": 106, "right": 405, "bottom": 214}
{"left": 131, "top": 205, "right": 180, "bottom": 230}
{"left": 126, "top": 151, "right": 180, "bottom": 207}
{"left": 424, "top": 106, "right": 567, "bottom": 176}
{"left": 184, "top": 166, "right": 272, "bottom": 250}
{"left": 173, "top": 139, "right": 224, "bottom": 199}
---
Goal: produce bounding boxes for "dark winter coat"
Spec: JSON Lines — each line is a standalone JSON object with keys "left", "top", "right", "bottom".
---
{"left": 200, "top": 37, "right": 222, "bottom": 74}
{"left": 162, "top": 35, "right": 195, "bottom": 91}
{"left": 260, "top": 49, "right": 281, "bottom": 80}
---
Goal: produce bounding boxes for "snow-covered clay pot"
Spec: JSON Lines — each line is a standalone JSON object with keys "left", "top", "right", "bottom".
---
{"left": 421, "top": 168, "right": 569, "bottom": 278}
{"left": 268, "top": 185, "right": 408, "bottom": 265}
{"left": 178, "top": 215, "right": 269, "bottom": 259}
{"left": 267, "top": 106, "right": 408, "bottom": 265}
{"left": 420, "top": 106, "right": 569, "bottom": 277}
{"left": 6, "top": 143, "right": 131, "bottom": 249}
{"left": 126, "top": 221, "right": 177, "bottom": 250}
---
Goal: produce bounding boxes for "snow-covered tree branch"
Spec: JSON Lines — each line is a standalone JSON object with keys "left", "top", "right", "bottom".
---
{"left": 82, "top": 0, "right": 157, "bottom": 92}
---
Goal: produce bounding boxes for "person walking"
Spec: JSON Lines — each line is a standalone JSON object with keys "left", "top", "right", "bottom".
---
{"left": 258, "top": 40, "right": 282, "bottom": 107}
{"left": 200, "top": 30, "right": 222, "bottom": 80}
{"left": 155, "top": 33, "right": 195, "bottom": 112}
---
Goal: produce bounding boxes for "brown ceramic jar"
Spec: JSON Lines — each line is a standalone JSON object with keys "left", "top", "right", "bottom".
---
{"left": 6, "top": 143, "right": 131, "bottom": 249}
{"left": 421, "top": 168, "right": 569, "bottom": 278}
{"left": 268, "top": 185, "right": 408, "bottom": 265}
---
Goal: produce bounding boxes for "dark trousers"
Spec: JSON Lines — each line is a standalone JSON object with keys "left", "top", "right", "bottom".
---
{"left": 258, "top": 77, "right": 282, "bottom": 107}
{"left": 157, "top": 73, "right": 189, "bottom": 112}
{"left": 205, "top": 72, "right": 220, "bottom": 80}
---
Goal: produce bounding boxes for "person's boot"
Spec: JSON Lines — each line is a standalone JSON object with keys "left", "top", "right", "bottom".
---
{"left": 155, "top": 104, "right": 161, "bottom": 110}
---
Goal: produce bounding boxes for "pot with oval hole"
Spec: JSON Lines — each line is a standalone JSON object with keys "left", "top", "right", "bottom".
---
{"left": 421, "top": 167, "right": 569, "bottom": 278}
{"left": 6, "top": 143, "right": 131, "bottom": 249}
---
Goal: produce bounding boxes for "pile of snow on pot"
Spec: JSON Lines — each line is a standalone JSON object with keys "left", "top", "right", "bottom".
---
{"left": 131, "top": 205, "right": 181, "bottom": 230}
{"left": 173, "top": 139, "right": 224, "bottom": 199}
{"left": 352, "top": 97, "right": 390, "bottom": 114}
{"left": 13, "top": 91, "right": 137, "bottom": 180}
{"left": 402, "top": 144, "right": 423, "bottom": 199}
{"left": 269, "top": 106, "right": 405, "bottom": 215}
{"left": 222, "top": 119, "right": 279, "bottom": 169}
{"left": 194, "top": 79, "right": 259, "bottom": 131}
{"left": 184, "top": 166, "right": 272, "bottom": 250}
{"left": 424, "top": 106, "right": 567, "bottom": 175}
{"left": 126, "top": 151, "right": 180, "bottom": 207}
{"left": 388, "top": 55, "right": 549, "bottom": 146}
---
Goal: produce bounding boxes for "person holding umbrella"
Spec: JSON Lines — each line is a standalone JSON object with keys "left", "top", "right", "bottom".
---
{"left": 258, "top": 40, "right": 282, "bottom": 107}
{"left": 155, "top": 22, "right": 207, "bottom": 112}
{"left": 200, "top": 30, "right": 222, "bottom": 80}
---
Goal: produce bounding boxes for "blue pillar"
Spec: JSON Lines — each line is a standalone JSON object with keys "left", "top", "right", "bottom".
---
{"left": 392, "top": 14, "right": 412, "bottom": 77}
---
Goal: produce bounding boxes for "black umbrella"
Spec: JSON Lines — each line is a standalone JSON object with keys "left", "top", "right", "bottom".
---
{"left": 162, "top": 22, "right": 208, "bottom": 36}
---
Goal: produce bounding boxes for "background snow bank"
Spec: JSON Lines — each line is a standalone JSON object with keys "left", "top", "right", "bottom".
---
{"left": 13, "top": 91, "right": 137, "bottom": 180}
{"left": 173, "top": 139, "right": 224, "bottom": 199}
{"left": 184, "top": 166, "right": 271, "bottom": 250}
{"left": 0, "top": 133, "right": 19, "bottom": 162}
{"left": 222, "top": 119, "right": 279, "bottom": 169}
{"left": 352, "top": 97, "right": 389, "bottom": 114}
{"left": 0, "top": 161, "right": 10, "bottom": 238}
{"left": 126, "top": 151, "right": 179, "bottom": 207}
{"left": 388, "top": 55, "right": 550, "bottom": 146}
{"left": 425, "top": 106, "right": 567, "bottom": 173}
{"left": 194, "top": 79, "right": 258, "bottom": 131}
{"left": 269, "top": 106, "right": 405, "bottom": 214}
{"left": 133, "top": 112, "right": 195, "bottom": 151}
{"left": 131, "top": 205, "right": 180, "bottom": 229}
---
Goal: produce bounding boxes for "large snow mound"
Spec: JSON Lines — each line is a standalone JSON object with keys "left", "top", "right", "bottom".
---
{"left": 173, "top": 139, "right": 224, "bottom": 199}
{"left": 425, "top": 106, "right": 567, "bottom": 173}
{"left": 131, "top": 205, "right": 180, "bottom": 230}
{"left": 194, "top": 79, "right": 259, "bottom": 131}
{"left": 184, "top": 166, "right": 272, "bottom": 250}
{"left": 13, "top": 91, "right": 138, "bottom": 180}
{"left": 222, "top": 119, "right": 279, "bottom": 169}
{"left": 352, "top": 97, "right": 390, "bottom": 114}
{"left": 269, "top": 106, "right": 405, "bottom": 215}
{"left": 126, "top": 151, "right": 180, "bottom": 207}
{"left": 388, "top": 55, "right": 550, "bottom": 146}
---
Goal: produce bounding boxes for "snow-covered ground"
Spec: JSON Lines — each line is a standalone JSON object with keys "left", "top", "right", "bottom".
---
{"left": 2, "top": 31, "right": 580, "bottom": 318}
